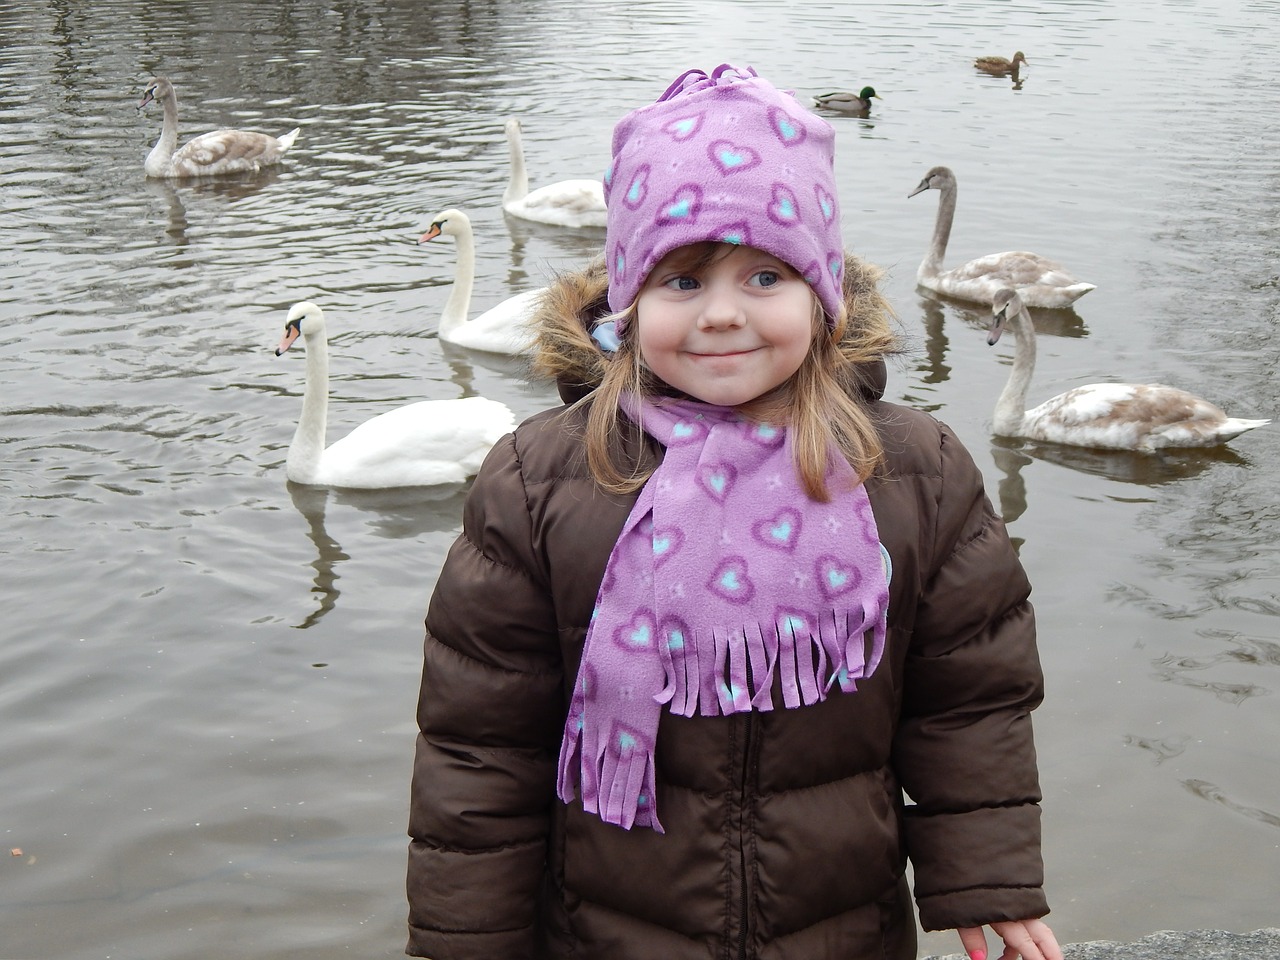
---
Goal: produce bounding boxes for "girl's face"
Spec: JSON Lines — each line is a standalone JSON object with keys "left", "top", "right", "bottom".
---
{"left": 635, "top": 244, "right": 818, "bottom": 407}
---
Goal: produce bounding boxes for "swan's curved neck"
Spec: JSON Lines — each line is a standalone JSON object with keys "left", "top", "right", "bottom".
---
{"left": 288, "top": 329, "right": 328, "bottom": 481}
{"left": 993, "top": 305, "right": 1037, "bottom": 436}
{"left": 145, "top": 89, "right": 181, "bottom": 177}
{"left": 919, "top": 179, "right": 956, "bottom": 280}
{"left": 438, "top": 227, "right": 475, "bottom": 337}
{"left": 503, "top": 127, "right": 528, "bottom": 205}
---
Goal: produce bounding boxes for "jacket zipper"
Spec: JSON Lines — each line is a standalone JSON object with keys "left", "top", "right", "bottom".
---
{"left": 737, "top": 712, "right": 754, "bottom": 960}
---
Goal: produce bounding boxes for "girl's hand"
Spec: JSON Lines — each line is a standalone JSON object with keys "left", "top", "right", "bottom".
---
{"left": 956, "top": 918, "right": 1063, "bottom": 960}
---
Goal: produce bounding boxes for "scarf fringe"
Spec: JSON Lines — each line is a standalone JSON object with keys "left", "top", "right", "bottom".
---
{"left": 558, "top": 711, "right": 664, "bottom": 833}
{"left": 654, "top": 601, "right": 887, "bottom": 718}
{"left": 558, "top": 601, "right": 885, "bottom": 833}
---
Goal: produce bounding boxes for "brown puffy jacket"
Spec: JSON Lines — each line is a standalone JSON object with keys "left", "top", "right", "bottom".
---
{"left": 407, "top": 256, "right": 1049, "bottom": 960}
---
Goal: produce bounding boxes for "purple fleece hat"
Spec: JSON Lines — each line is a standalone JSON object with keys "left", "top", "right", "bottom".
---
{"left": 604, "top": 64, "right": 845, "bottom": 320}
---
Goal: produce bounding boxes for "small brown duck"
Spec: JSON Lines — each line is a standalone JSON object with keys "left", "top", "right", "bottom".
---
{"left": 974, "top": 51, "right": 1028, "bottom": 75}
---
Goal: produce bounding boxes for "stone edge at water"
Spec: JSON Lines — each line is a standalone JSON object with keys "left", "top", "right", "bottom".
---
{"left": 922, "top": 928, "right": 1280, "bottom": 960}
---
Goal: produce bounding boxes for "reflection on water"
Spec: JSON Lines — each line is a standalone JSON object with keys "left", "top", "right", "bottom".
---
{"left": 989, "top": 442, "right": 1033, "bottom": 531}
{"left": 908, "top": 292, "right": 1087, "bottom": 415}
{"left": 1182, "top": 779, "right": 1280, "bottom": 829}
{"left": 1121, "top": 733, "right": 1189, "bottom": 765}
{"left": 914, "top": 296, "right": 951, "bottom": 388}
{"left": 918, "top": 288, "right": 1089, "bottom": 339}
{"left": 986, "top": 437, "right": 1235, "bottom": 542}
{"left": 439, "top": 337, "right": 536, "bottom": 381}
{"left": 286, "top": 482, "right": 469, "bottom": 629}
{"left": 1151, "top": 650, "right": 1268, "bottom": 706}
{"left": 1148, "top": 626, "right": 1280, "bottom": 702}
{"left": 286, "top": 483, "right": 351, "bottom": 630}
{"left": 3, "top": 0, "right": 1280, "bottom": 958}
{"left": 141, "top": 178, "right": 190, "bottom": 246}
{"left": 996, "top": 435, "right": 1247, "bottom": 487}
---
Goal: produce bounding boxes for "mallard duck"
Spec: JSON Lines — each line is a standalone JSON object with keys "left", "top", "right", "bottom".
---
{"left": 974, "top": 51, "right": 1028, "bottom": 75}
{"left": 138, "top": 76, "right": 299, "bottom": 178}
{"left": 502, "top": 118, "right": 607, "bottom": 228}
{"left": 812, "top": 86, "right": 881, "bottom": 114}
{"left": 418, "top": 208, "right": 546, "bottom": 355}
{"left": 273, "top": 302, "right": 516, "bottom": 488}
{"left": 986, "top": 289, "right": 1269, "bottom": 450}
{"left": 908, "top": 165, "right": 1095, "bottom": 308}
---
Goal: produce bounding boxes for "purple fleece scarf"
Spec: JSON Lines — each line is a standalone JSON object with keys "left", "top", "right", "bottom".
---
{"left": 556, "top": 396, "right": 890, "bottom": 832}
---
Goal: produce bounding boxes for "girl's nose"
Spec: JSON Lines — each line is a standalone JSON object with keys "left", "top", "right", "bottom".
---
{"left": 697, "top": 283, "right": 745, "bottom": 330}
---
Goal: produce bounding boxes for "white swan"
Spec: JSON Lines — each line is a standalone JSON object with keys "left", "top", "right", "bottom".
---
{"left": 419, "top": 208, "right": 545, "bottom": 355}
{"left": 274, "top": 301, "right": 516, "bottom": 488}
{"left": 987, "top": 288, "right": 1269, "bottom": 451}
{"left": 908, "top": 165, "right": 1095, "bottom": 308}
{"left": 502, "top": 118, "right": 607, "bottom": 228}
{"left": 139, "top": 76, "right": 300, "bottom": 179}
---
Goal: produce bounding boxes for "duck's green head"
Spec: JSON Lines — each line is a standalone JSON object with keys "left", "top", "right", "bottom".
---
{"left": 860, "top": 86, "right": 881, "bottom": 100}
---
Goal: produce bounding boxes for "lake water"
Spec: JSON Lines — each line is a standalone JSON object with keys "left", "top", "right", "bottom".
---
{"left": 2, "top": 1, "right": 1278, "bottom": 957}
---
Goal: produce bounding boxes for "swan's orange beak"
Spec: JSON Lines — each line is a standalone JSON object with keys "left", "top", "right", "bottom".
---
{"left": 418, "top": 223, "right": 443, "bottom": 244}
{"left": 275, "top": 322, "right": 301, "bottom": 356}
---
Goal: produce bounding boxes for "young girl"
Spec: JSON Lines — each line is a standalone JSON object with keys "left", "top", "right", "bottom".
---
{"left": 407, "top": 65, "right": 1061, "bottom": 960}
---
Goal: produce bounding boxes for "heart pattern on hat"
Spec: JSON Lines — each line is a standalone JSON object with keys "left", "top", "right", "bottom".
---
{"left": 815, "top": 184, "right": 836, "bottom": 224}
{"left": 708, "top": 140, "right": 762, "bottom": 175}
{"left": 767, "top": 184, "right": 800, "bottom": 226}
{"left": 625, "top": 165, "right": 651, "bottom": 209}
{"left": 657, "top": 184, "right": 704, "bottom": 224}
{"left": 664, "top": 114, "right": 704, "bottom": 141}
{"left": 713, "top": 220, "right": 753, "bottom": 246}
{"left": 768, "top": 105, "right": 808, "bottom": 146}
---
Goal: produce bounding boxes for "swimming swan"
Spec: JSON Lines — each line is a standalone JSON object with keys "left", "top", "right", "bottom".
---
{"left": 987, "top": 288, "right": 1269, "bottom": 451}
{"left": 419, "top": 208, "right": 545, "bottom": 355}
{"left": 139, "top": 76, "right": 300, "bottom": 179}
{"left": 813, "top": 86, "right": 882, "bottom": 114}
{"left": 502, "top": 118, "right": 607, "bottom": 228}
{"left": 974, "top": 51, "right": 1028, "bottom": 75}
{"left": 274, "top": 301, "right": 516, "bottom": 487}
{"left": 908, "top": 165, "right": 1095, "bottom": 308}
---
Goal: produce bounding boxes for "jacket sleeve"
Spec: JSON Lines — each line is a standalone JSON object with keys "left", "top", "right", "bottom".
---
{"left": 893, "top": 425, "right": 1050, "bottom": 932}
{"left": 406, "top": 433, "right": 563, "bottom": 960}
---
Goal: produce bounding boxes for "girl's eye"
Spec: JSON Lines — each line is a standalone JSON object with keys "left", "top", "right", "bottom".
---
{"left": 664, "top": 275, "right": 700, "bottom": 291}
{"left": 749, "top": 270, "right": 781, "bottom": 288}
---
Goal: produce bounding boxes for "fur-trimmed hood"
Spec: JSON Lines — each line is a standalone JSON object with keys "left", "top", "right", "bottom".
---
{"left": 529, "top": 253, "right": 896, "bottom": 405}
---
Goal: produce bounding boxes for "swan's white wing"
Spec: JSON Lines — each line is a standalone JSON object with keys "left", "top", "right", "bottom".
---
{"left": 505, "top": 179, "right": 607, "bottom": 228}
{"left": 444, "top": 288, "right": 544, "bottom": 355}
{"left": 936, "top": 252, "right": 1094, "bottom": 307}
{"left": 1023, "top": 383, "right": 1266, "bottom": 450}
{"left": 169, "top": 128, "right": 299, "bottom": 177}
{"left": 317, "top": 397, "right": 516, "bottom": 488}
